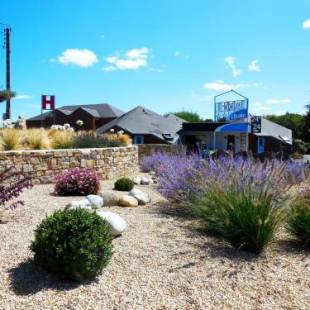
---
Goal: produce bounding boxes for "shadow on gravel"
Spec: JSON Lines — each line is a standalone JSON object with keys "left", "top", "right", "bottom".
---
{"left": 8, "top": 259, "right": 92, "bottom": 295}
{"left": 150, "top": 201, "right": 196, "bottom": 220}
{"left": 276, "top": 239, "right": 310, "bottom": 255}
{"left": 192, "top": 239, "right": 260, "bottom": 262}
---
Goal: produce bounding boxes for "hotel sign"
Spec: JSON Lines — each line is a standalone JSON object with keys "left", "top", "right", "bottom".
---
{"left": 215, "top": 99, "right": 248, "bottom": 121}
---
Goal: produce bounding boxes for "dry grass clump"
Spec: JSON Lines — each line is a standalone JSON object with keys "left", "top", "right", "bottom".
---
{"left": 48, "top": 130, "right": 74, "bottom": 149}
{"left": 102, "top": 132, "right": 132, "bottom": 146}
{"left": 117, "top": 133, "right": 132, "bottom": 146}
{"left": 0, "top": 128, "right": 23, "bottom": 150}
{"left": 24, "top": 129, "right": 50, "bottom": 150}
{"left": 0, "top": 128, "right": 131, "bottom": 151}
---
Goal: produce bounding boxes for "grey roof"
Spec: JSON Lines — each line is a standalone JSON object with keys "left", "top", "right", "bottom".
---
{"left": 255, "top": 118, "right": 293, "bottom": 145}
{"left": 27, "top": 103, "right": 124, "bottom": 121}
{"left": 97, "top": 106, "right": 185, "bottom": 143}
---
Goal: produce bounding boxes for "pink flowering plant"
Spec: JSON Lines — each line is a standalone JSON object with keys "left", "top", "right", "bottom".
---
{"left": 54, "top": 168, "right": 100, "bottom": 196}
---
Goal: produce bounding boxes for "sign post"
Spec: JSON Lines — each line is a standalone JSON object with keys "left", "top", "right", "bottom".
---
{"left": 41, "top": 95, "right": 55, "bottom": 127}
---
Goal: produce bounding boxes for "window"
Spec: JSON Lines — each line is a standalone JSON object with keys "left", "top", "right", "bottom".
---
{"left": 134, "top": 135, "right": 144, "bottom": 145}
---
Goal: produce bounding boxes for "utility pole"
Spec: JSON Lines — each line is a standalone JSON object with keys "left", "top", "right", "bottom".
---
{"left": 4, "top": 27, "right": 11, "bottom": 120}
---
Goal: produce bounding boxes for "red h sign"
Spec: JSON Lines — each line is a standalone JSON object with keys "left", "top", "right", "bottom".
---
{"left": 42, "top": 95, "right": 55, "bottom": 110}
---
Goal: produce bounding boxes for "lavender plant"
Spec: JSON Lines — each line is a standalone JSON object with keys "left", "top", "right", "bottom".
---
{"left": 144, "top": 153, "right": 309, "bottom": 206}
{"left": 142, "top": 153, "right": 309, "bottom": 254}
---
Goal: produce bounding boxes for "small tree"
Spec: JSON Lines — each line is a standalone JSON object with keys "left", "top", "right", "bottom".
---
{"left": 168, "top": 111, "right": 203, "bottom": 122}
{"left": 0, "top": 90, "right": 16, "bottom": 103}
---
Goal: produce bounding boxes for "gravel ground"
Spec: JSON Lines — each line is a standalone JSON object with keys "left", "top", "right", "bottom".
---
{"left": 0, "top": 177, "right": 309, "bottom": 310}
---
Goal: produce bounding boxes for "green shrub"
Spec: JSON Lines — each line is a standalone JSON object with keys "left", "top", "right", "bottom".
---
{"left": 114, "top": 177, "right": 134, "bottom": 191}
{"left": 73, "top": 132, "right": 121, "bottom": 148}
{"left": 287, "top": 191, "right": 310, "bottom": 247}
{"left": 192, "top": 187, "right": 285, "bottom": 254}
{"left": 31, "top": 209, "right": 113, "bottom": 282}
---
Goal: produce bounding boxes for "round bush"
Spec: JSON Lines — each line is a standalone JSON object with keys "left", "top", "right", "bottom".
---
{"left": 287, "top": 196, "right": 310, "bottom": 247}
{"left": 54, "top": 168, "right": 100, "bottom": 196}
{"left": 31, "top": 208, "right": 113, "bottom": 282}
{"left": 114, "top": 177, "right": 134, "bottom": 191}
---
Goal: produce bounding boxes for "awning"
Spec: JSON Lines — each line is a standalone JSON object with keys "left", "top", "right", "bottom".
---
{"left": 215, "top": 122, "right": 249, "bottom": 133}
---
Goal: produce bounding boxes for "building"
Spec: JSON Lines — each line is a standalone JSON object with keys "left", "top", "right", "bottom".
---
{"left": 97, "top": 106, "right": 185, "bottom": 144}
{"left": 178, "top": 90, "right": 293, "bottom": 157}
{"left": 26, "top": 103, "right": 124, "bottom": 130}
{"left": 179, "top": 118, "right": 292, "bottom": 156}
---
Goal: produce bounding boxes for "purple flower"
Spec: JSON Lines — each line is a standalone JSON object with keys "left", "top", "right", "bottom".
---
{"left": 142, "top": 153, "right": 310, "bottom": 205}
{"left": 0, "top": 167, "right": 33, "bottom": 210}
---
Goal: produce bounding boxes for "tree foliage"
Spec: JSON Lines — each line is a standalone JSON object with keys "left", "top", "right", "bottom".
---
{"left": 0, "top": 90, "right": 16, "bottom": 103}
{"left": 266, "top": 112, "right": 305, "bottom": 140}
{"left": 169, "top": 111, "right": 204, "bottom": 122}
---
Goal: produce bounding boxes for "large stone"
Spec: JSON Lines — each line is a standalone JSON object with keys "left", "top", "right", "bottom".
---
{"left": 96, "top": 211, "right": 127, "bottom": 236}
{"left": 99, "top": 190, "right": 120, "bottom": 206}
{"left": 133, "top": 176, "right": 142, "bottom": 185}
{"left": 119, "top": 195, "right": 138, "bottom": 207}
{"left": 129, "top": 188, "right": 151, "bottom": 205}
{"left": 66, "top": 199, "right": 92, "bottom": 210}
{"left": 140, "top": 176, "right": 150, "bottom": 185}
{"left": 86, "top": 195, "right": 103, "bottom": 209}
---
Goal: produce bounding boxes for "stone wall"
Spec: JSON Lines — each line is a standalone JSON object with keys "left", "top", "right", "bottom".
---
{"left": 0, "top": 146, "right": 138, "bottom": 184}
{"left": 138, "top": 144, "right": 184, "bottom": 160}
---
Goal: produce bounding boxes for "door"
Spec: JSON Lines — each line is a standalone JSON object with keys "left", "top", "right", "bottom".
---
{"left": 257, "top": 137, "right": 265, "bottom": 154}
{"left": 227, "top": 135, "right": 235, "bottom": 151}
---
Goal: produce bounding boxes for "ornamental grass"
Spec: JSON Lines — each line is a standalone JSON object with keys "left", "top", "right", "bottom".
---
{"left": 143, "top": 153, "right": 310, "bottom": 254}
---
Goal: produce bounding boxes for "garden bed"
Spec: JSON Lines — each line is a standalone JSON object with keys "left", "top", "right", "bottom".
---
{"left": 0, "top": 177, "right": 309, "bottom": 309}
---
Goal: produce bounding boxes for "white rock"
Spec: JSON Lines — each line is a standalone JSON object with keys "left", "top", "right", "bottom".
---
{"left": 129, "top": 188, "right": 151, "bottom": 205}
{"left": 86, "top": 194, "right": 103, "bottom": 209}
{"left": 97, "top": 211, "right": 127, "bottom": 236}
{"left": 129, "top": 188, "right": 144, "bottom": 196}
{"left": 119, "top": 195, "right": 138, "bottom": 207}
{"left": 141, "top": 176, "right": 150, "bottom": 185}
{"left": 66, "top": 199, "right": 92, "bottom": 210}
{"left": 133, "top": 176, "right": 142, "bottom": 185}
{"left": 99, "top": 190, "right": 121, "bottom": 206}
{"left": 135, "top": 193, "right": 151, "bottom": 205}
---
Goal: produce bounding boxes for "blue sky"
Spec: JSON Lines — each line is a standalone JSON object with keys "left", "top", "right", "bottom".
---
{"left": 1, "top": 0, "right": 310, "bottom": 120}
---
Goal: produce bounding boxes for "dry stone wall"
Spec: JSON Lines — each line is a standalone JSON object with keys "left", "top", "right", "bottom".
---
{"left": 0, "top": 146, "right": 138, "bottom": 184}
{"left": 138, "top": 144, "right": 184, "bottom": 160}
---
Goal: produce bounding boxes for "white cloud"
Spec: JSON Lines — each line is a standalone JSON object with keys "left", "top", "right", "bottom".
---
{"left": 57, "top": 49, "right": 98, "bottom": 68}
{"left": 202, "top": 80, "right": 262, "bottom": 92}
{"left": 248, "top": 60, "right": 261, "bottom": 72}
{"left": 14, "top": 94, "right": 32, "bottom": 100}
{"left": 303, "top": 19, "right": 310, "bottom": 29}
{"left": 224, "top": 56, "right": 241, "bottom": 77}
{"left": 252, "top": 98, "right": 291, "bottom": 115}
{"left": 103, "top": 47, "right": 150, "bottom": 71}
{"left": 202, "top": 80, "right": 244, "bottom": 91}
{"left": 265, "top": 98, "right": 291, "bottom": 104}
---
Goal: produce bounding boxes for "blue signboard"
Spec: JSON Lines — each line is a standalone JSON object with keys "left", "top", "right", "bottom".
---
{"left": 214, "top": 90, "right": 249, "bottom": 122}
{"left": 229, "top": 108, "right": 248, "bottom": 121}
